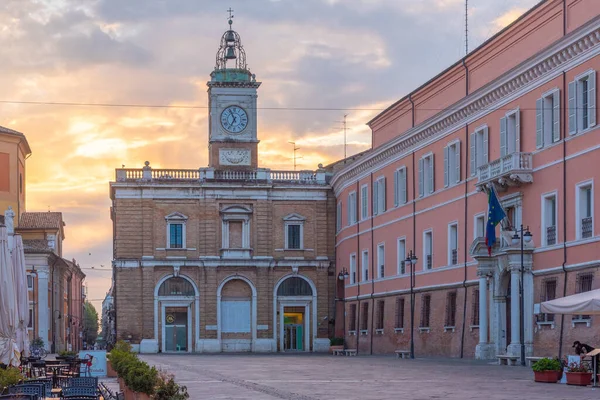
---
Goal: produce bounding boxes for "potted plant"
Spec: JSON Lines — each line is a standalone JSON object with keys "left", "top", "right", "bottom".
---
{"left": 532, "top": 358, "right": 562, "bottom": 383}
{"left": 155, "top": 370, "right": 189, "bottom": 400}
{"left": 0, "top": 367, "right": 24, "bottom": 392}
{"left": 329, "top": 337, "right": 344, "bottom": 354}
{"left": 565, "top": 360, "right": 592, "bottom": 386}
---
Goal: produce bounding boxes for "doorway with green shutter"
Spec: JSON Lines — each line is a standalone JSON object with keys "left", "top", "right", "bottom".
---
{"left": 283, "top": 310, "right": 304, "bottom": 351}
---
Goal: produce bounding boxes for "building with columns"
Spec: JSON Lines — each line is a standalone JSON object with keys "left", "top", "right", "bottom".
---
{"left": 333, "top": 0, "right": 600, "bottom": 361}
{"left": 110, "top": 19, "right": 336, "bottom": 353}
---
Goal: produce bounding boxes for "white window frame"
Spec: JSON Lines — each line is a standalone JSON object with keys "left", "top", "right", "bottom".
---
{"left": 569, "top": 69, "right": 596, "bottom": 135}
{"left": 360, "top": 184, "right": 369, "bottom": 221}
{"left": 541, "top": 191, "right": 558, "bottom": 247}
{"left": 397, "top": 237, "right": 406, "bottom": 275}
{"left": 474, "top": 213, "right": 486, "bottom": 241}
{"left": 165, "top": 212, "right": 188, "bottom": 249}
{"left": 447, "top": 222, "right": 458, "bottom": 266}
{"left": 336, "top": 202, "right": 342, "bottom": 232}
{"left": 470, "top": 125, "right": 489, "bottom": 176}
{"left": 347, "top": 191, "right": 357, "bottom": 226}
{"left": 28, "top": 306, "right": 34, "bottom": 330}
{"left": 536, "top": 88, "right": 561, "bottom": 149}
{"left": 27, "top": 274, "right": 34, "bottom": 291}
{"left": 373, "top": 176, "right": 386, "bottom": 215}
{"left": 419, "top": 152, "right": 435, "bottom": 197}
{"left": 283, "top": 213, "right": 305, "bottom": 250}
{"left": 377, "top": 243, "right": 385, "bottom": 279}
{"left": 362, "top": 250, "right": 369, "bottom": 282}
{"left": 394, "top": 166, "right": 407, "bottom": 207}
{"left": 444, "top": 140, "right": 461, "bottom": 188}
{"left": 221, "top": 205, "right": 252, "bottom": 250}
{"left": 576, "top": 180, "right": 594, "bottom": 240}
{"left": 423, "top": 229, "right": 433, "bottom": 270}
{"left": 500, "top": 108, "right": 521, "bottom": 157}
{"left": 349, "top": 253, "right": 357, "bottom": 284}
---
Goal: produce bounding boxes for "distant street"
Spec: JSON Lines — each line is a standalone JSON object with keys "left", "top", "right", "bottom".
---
{"left": 140, "top": 354, "right": 597, "bottom": 400}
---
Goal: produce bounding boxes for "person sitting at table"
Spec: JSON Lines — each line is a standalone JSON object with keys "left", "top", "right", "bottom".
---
{"left": 573, "top": 341, "right": 595, "bottom": 355}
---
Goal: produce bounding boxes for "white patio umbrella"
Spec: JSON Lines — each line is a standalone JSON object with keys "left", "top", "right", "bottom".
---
{"left": 540, "top": 288, "right": 600, "bottom": 315}
{"left": 13, "top": 234, "right": 30, "bottom": 358}
{"left": 0, "top": 225, "right": 19, "bottom": 366}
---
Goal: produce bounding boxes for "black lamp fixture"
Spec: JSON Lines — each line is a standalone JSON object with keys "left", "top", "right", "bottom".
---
{"left": 338, "top": 267, "right": 350, "bottom": 281}
{"left": 405, "top": 250, "right": 418, "bottom": 360}
{"left": 511, "top": 224, "right": 532, "bottom": 367}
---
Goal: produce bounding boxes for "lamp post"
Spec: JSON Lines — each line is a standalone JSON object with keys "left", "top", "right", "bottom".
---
{"left": 405, "top": 251, "right": 418, "bottom": 359}
{"left": 30, "top": 266, "right": 37, "bottom": 343}
{"left": 51, "top": 310, "right": 61, "bottom": 354}
{"left": 512, "top": 225, "right": 532, "bottom": 367}
{"left": 337, "top": 268, "right": 349, "bottom": 348}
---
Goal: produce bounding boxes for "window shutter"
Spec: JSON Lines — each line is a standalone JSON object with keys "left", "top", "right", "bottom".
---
{"left": 470, "top": 132, "right": 476, "bottom": 176}
{"left": 536, "top": 98, "right": 543, "bottom": 149}
{"left": 515, "top": 109, "right": 521, "bottom": 152}
{"left": 373, "top": 180, "right": 379, "bottom": 215}
{"left": 455, "top": 143, "right": 460, "bottom": 184}
{"left": 568, "top": 81, "right": 577, "bottom": 135}
{"left": 483, "top": 126, "right": 489, "bottom": 164}
{"left": 428, "top": 154, "right": 434, "bottom": 194}
{"left": 347, "top": 195, "right": 352, "bottom": 225}
{"left": 443, "top": 146, "right": 449, "bottom": 188}
{"left": 589, "top": 71, "right": 596, "bottom": 128}
{"left": 500, "top": 117, "right": 507, "bottom": 157}
{"left": 552, "top": 90, "right": 561, "bottom": 142}
{"left": 418, "top": 158, "right": 424, "bottom": 197}
{"left": 394, "top": 170, "right": 399, "bottom": 207}
{"left": 400, "top": 169, "right": 407, "bottom": 204}
{"left": 380, "top": 177, "right": 386, "bottom": 212}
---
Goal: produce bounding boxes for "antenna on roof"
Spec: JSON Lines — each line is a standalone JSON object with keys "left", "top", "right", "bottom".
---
{"left": 465, "top": 0, "right": 469, "bottom": 55}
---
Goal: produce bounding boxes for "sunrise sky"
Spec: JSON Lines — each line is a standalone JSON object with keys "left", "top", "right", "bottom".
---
{"left": 0, "top": 0, "right": 539, "bottom": 313}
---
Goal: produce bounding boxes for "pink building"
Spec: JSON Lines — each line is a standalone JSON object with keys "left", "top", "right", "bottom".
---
{"left": 333, "top": 0, "right": 600, "bottom": 361}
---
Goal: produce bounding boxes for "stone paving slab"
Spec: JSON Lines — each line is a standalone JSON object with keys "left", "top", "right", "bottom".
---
{"left": 141, "top": 354, "right": 600, "bottom": 400}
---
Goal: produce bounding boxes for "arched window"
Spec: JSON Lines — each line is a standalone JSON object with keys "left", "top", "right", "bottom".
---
{"left": 277, "top": 277, "right": 312, "bottom": 296}
{"left": 158, "top": 277, "right": 195, "bottom": 296}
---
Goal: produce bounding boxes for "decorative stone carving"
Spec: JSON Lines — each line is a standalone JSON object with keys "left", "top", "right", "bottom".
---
{"left": 219, "top": 149, "right": 251, "bottom": 166}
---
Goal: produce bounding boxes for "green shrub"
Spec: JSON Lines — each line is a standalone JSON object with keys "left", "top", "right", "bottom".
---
{"left": 0, "top": 367, "right": 24, "bottom": 391}
{"left": 154, "top": 371, "right": 189, "bottom": 400}
{"left": 107, "top": 340, "right": 157, "bottom": 395}
{"left": 58, "top": 350, "right": 77, "bottom": 357}
{"left": 330, "top": 337, "right": 344, "bottom": 346}
{"left": 31, "top": 337, "right": 44, "bottom": 348}
{"left": 532, "top": 358, "right": 562, "bottom": 372}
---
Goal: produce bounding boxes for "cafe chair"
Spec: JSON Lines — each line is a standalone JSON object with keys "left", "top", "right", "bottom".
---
{"left": 61, "top": 386, "right": 96, "bottom": 398}
{"left": 21, "top": 379, "right": 51, "bottom": 398}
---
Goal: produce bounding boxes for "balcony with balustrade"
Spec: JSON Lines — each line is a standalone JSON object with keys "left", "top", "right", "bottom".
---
{"left": 476, "top": 152, "right": 533, "bottom": 189}
{"left": 115, "top": 161, "right": 330, "bottom": 186}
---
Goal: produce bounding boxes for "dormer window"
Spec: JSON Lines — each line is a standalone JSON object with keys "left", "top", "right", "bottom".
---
{"left": 165, "top": 212, "right": 188, "bottom": 249}
{"left": 284, "top": 213, "right": 305, "bottom": 250}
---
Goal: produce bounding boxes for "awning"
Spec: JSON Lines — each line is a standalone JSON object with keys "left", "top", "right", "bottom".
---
{"left": 541, "top": 288, "right": 600, "bottom": 315}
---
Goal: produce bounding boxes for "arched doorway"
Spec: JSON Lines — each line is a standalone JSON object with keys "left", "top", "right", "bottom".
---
{"left": 273, "top": 275, "right": 317, "bottom": 352}
{"left": 217, "top": 276, "right": 257, "bottom": 352}
{"left": 154, "top": 275, "right": 199, "bottom": 353}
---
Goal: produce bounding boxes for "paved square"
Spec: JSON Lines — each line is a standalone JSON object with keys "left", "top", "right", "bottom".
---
{"left": 140, "top": 354, "right": 599, "bottom": 400}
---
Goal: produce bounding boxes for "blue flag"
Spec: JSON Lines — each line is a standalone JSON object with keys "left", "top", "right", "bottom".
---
{"left": 485, "top": 187, "right": 506, "bottom": 255}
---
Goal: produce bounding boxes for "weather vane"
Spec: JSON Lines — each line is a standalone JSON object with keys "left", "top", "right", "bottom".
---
{"left": 227, "top": 7, "right": 234, "bottom": 27}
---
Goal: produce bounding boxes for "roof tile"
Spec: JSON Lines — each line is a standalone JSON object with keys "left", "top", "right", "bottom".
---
{"left": 19, "top": 212, "right": 65, "bottom": 230}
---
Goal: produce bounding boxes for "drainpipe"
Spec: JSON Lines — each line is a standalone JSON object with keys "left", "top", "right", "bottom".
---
{"left": 409, "top": 93, "right": 416, "bottom": 359}
{"left": 370, "top": 176, "right": 375, "bottom": 355}
{"left": 558, "top": 70, "right": 568, "bottom": 359}
{"left": 459, "top": 58, "right": 470, "bottom": 359}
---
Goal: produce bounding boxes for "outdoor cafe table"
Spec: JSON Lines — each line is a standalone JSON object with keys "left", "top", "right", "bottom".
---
{"left": 44, "top": 362, "right": 70, "bottom": 387}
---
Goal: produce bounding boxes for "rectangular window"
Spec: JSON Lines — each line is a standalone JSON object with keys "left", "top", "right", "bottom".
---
{"left": 28, "top": 307, "right": 33, "bottom": 329}
{"left": 27, "top": 274, "right": 34, "bottom": 290}
{"left": 336, "top": 202, "right": 342, "bottom": 232}
{"left": 362, "top": 250, "right": 369, "bottom": 282}
{"left": 423, "top": 230, "right": 433, "bottom": 270}
{"left": 347, "top": 192, "right": 357, "bottom": 226}
{"left": 361, "top": 302, "right": 369, "bottom": 331}
{"left": 577, "top": 183, "right": 593, "bottom": 239}
{"left": 419, "top": 154, "right": 435, "bottom": 197}
{"left": 377, "top": 243, "right": 385, "bottom": 279}
{"left": 349, "top": 304, "right": 357, "bottom": 332}
{"left": 397, "top": 238, "right": 406, "bottom": 275}
{"left": 361, "top": 185, "right": 369, "bottom": 220}
{"left": 394, "top": 167, "right": 407, "bottom": 206}
{"left": 536, "top": 90, "right": 561, "bottom": 149}
{"left": 395, "top": 298, "right": 405, "bottom": 329}
{"left": 474, "top": 214, "right": 485, "bottom": 240}
{"left": 376, "top": 300, "right": 385, "bottom": 330}
{"left": 445, "top": 291, "right": 457, "bottom": 327}
{"left": 538, "top": 278, "right": 557, "bottom": 323}
{"left": 448, "top": 223, "right": 458, "bottom": 266}
{"left": 444, "top": 141, "right": 460, "bottom": 187}
{"left": 500, "top": 109, "right": 520, "bottom": 156}
{"left": 569, "top": 70, "right": 596, "bottom": 135}
{"left": 349, "top": 254, "right": 357, "bottom": 284}
{"left": 472, "top": 289, "right": 479, "bottom": 326}
{"left": 373, "top": 177, "right": 386, "bottom": 215}
{"left": 576, "top": 272, "right": 594, "bottom": 320}
{"left": 470, "top": 126, "right": 489, "bottom": 176}
{"left": 286, "top": 224, "right": 301, "bottom": 249}
{"left": 420, "top": 294, "right": 431, "bottom": 328}
{"left": 169, "top": 223, "right": 183, "bottom": 249}
{"left": 542, "top": 194, "right": 557, "bottom": 246}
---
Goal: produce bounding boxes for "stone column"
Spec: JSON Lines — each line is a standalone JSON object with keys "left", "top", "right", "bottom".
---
{"left": 508, "top": 267, "right": 521, "bottom": 357}
{"left": 37, "top": 270, "right": 50, "bottom": 351}
{"left": 479, "top": 275, "right": 488, "bottom": 344}
{"left": 523, "top": 269, "right": 534, "bottom": 357}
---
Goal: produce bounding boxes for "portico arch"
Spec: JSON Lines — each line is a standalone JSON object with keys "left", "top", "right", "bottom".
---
{"left": 217, "top": 275, "right": 257, "bottom": 351}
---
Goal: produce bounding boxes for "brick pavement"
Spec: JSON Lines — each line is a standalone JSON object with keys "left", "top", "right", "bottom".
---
{"left": 140, "top": 354, "right": 599, "bottom": 400}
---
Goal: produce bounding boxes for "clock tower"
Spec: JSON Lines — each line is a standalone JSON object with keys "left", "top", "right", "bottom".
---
{"left": 207, "top": 15, "right": 261, "bottom": 169}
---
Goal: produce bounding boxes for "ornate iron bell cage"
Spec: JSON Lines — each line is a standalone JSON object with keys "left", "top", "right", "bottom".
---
{"left": 215, "top": 20, "right": 248, "bottom": 71}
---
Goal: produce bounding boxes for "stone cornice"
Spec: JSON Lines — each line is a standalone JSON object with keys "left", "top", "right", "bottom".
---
{"left": 331, "top": 19, "right": 600, "bottom": 195}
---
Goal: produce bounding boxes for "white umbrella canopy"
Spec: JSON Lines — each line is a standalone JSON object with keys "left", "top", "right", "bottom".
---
{"left": 541, "top": 288, "right": 600, "bottom": 315}
{"left": 13, "top": 234, "right": 30, "bottom": 358}
{"left": 0, "top": 225, "right": 19, "bottom": 366}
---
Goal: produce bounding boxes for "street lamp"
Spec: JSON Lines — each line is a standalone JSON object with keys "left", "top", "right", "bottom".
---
{"left": 405, "top": 251, "right": 418, "bottom": 359}
{"left": 337, "top": 268, "right": 349, "bottom": 281}
{"left": 512, "top": 224, "right": 532, "bottom": 367}
{"left": 51, "top": 310, "right": 62, "bottom": 354}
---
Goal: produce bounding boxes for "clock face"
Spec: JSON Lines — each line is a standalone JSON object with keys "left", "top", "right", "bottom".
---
{"left": 220, "top": 106, "right": 248, "bottom": 134}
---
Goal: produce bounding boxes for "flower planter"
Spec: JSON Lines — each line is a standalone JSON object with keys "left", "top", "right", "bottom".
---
{"left": 533, "top": 370, "right": 560, "bottom": 383}
{"left": 330, "top": 345, "right": 344, "bottom": 354}
{"left": 566, "top": 372, "right": 592, "bottom": 386}
{"left": 107, "top": 360, "right": 117, "bottom": 377}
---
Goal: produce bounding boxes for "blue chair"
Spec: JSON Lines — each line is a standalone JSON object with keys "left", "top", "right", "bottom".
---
{"left": 7, "top": 384, "right": 43, "bottom": 399}
{"left": 0, "top": 395, "right": 36, "bottom": 400}
{"left": 22, "top": 379, "right": 51, "bottom": 397}
{"left": 61, "top": 386, "right": 97, "bottom": 398}
{"left": 62, "top": 377, "right": 98, "bottom": 388}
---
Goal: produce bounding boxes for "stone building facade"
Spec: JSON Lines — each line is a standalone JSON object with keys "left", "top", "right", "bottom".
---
{"left": 110, "top": 20, "right": 336, "bottom": 353}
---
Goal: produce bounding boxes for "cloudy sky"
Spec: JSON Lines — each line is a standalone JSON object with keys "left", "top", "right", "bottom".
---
{"left": 1, "top": 0, "right": 540, "bottom": 313}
